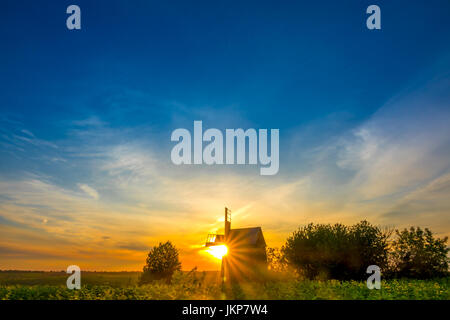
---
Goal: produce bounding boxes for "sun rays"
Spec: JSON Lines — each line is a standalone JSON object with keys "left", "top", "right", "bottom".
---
{"left": 206, "top": 245, "right": 228, "bottom": 260}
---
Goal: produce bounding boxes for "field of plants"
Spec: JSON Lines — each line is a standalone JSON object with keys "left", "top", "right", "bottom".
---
{"left": 0, "top": 271, "right": 448, "bottom": 300}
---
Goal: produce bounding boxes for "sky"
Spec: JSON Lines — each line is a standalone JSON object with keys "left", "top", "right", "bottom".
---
{"left": 1, "top": 0, "right": 450, "bottom": 271}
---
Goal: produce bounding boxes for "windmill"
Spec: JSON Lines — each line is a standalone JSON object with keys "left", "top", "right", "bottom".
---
{"left": 205, "top": 207, "right": 267, "bottom": 284}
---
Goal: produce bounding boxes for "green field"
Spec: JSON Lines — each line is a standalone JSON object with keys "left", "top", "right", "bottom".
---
{"left": 0, "top": 271, "right": 448, "bottom": 300}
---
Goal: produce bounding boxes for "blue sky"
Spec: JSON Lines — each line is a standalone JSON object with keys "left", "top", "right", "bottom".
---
{"left": 2, "top": 1, "right": 449, "bottom": 128}
{"left": 0, "top": 1, "right": 450, "bottom": 270}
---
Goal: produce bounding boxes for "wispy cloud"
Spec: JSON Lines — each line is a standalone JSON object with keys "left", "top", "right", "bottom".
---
{"left": 78, "top": 184, "right": 99, "bottom": 200}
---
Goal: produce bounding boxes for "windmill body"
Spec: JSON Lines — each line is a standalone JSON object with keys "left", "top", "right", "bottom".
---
{"left": 205, "top": 208, "right": 267, "bottom": 283}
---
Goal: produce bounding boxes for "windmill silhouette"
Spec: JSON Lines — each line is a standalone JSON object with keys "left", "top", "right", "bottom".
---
{"left": 205, "top": 207, "right": 267, "bottom": 284}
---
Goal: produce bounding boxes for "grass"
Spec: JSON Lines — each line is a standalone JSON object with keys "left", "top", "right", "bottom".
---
{"left": 0, "top": 271, "right": 140, "bottom": 287}
{"left": 0, "top": 271, "right": 448, "bottom": 300}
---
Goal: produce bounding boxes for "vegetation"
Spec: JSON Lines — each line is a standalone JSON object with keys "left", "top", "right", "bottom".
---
{"left": 0, "top": 271, "right": 448, "bottom": 300}
{"left": 139, "top": 241, "right": 181, "bottom": 284}
{"left": 0, "top": 271, "right": 140, "bottom": 287}
{"left": 281, "top": 221, "right": 390, "bottom": 280}
{"left": 266, "top": 247, "right": 289, "bottom": 273}
{"left": 390, "top": 227, "right": 449, "bottom": 279}
{"left": 0, "top": 222, "right": 448, "bottom": 300}
{"left": 278, "top": 221, "right": 448, "bottom": 280}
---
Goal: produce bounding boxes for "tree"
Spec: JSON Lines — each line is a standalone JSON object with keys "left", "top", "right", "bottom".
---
{"left": 349, "top": 221, "right": 391, "bottom": 277}
{"left": 139, "top": 241, "right": 182, "bottom": 284}
{"left": 390, "top": 227, "right": 449, "bottom": 278}
{"left": 266, "top": 247, "right": 288, "bottom": 273}
{"left": 281, "top": 221, "right": 390, "bottom": 280}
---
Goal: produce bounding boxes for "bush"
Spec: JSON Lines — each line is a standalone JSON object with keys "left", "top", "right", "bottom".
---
{"left": 266, "top": 247, "right": 288, "bottom": 273}
{"left": 139, "top": 241, "right": 181, "bottom": 284}
{"left": 390, "top": 227, "right": 449, "bottom": 279}
{"left": 281, "top": 221, "right": 389, "bottom": 280}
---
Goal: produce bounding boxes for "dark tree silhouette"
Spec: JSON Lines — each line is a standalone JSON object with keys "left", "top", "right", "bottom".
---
{"left": 390, "top": 227, "right": 449, "bottom": 279}
{"left": 139, "top": 241, "right": 181, "bottom": 284}
{"left": 281, "top": 221, "right": 390, "bottom": 280}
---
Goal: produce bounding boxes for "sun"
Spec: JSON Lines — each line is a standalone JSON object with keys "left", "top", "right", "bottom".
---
{"left": 206, "top": 245, "right": 228, "bottom": 259}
